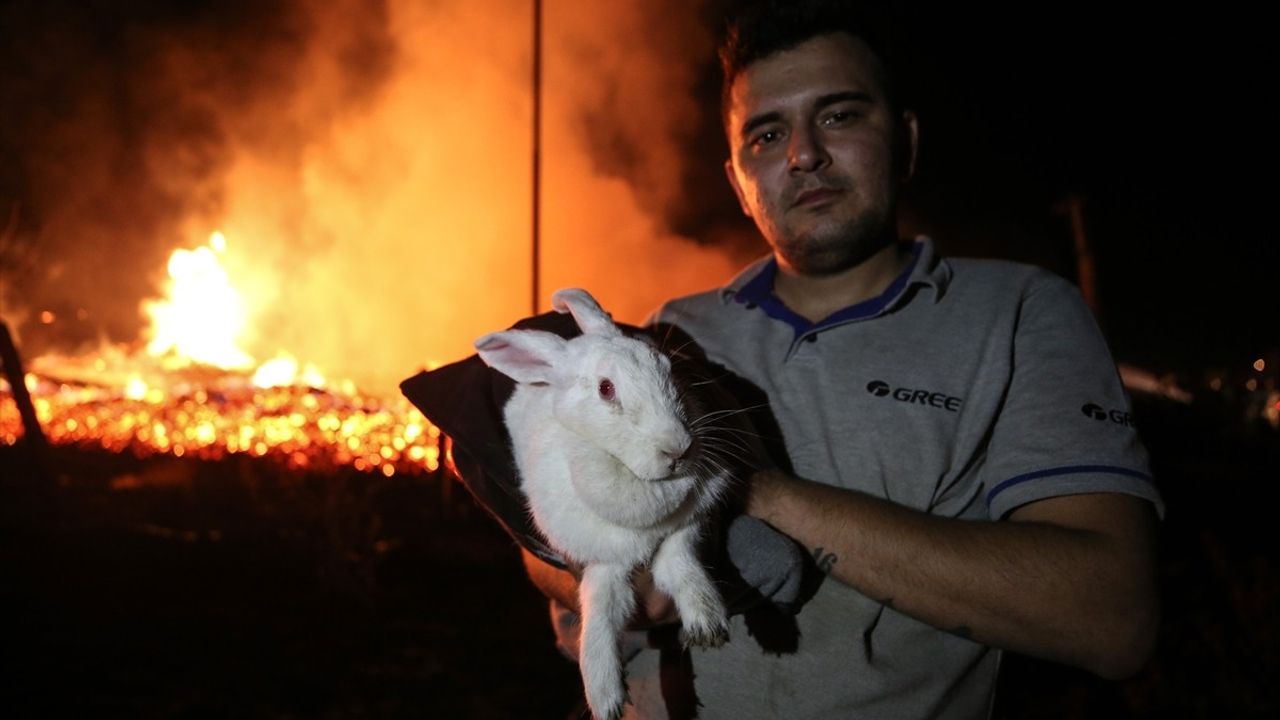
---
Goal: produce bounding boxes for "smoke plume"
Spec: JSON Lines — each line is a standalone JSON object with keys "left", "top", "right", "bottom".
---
{"left": 1, "top": 0, "right": 748, "bottom": 394}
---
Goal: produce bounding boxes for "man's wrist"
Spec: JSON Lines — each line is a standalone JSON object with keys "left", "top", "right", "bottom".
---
{"left": 746, "top": 467, "right": 790, "bottom": 523}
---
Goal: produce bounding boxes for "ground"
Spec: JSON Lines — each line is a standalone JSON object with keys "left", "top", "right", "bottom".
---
{"left": 1, "top": 393, "right": 1277, "bottom": 718}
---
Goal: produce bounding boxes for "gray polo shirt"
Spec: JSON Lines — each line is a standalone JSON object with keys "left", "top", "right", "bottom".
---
{"left": 623, "top": 237, "right": 1161, "bottom": 719}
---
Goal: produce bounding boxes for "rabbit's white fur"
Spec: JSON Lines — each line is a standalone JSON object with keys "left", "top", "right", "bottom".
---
{"left": 475, "top": 288, "right": 730, "bottom": 720}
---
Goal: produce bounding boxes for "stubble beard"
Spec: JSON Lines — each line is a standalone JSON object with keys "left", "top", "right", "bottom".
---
{"left": 770, "top": 201, "right": 896, "bottom": 277}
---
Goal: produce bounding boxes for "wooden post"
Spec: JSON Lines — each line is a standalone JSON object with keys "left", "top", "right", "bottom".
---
{"left": 0, "top": 321, "right": 47, "bottom": 452}
{"left": 1062, "top": 194, "right": 1101, "bottom": 320}
{"left": 531, "top": 0, "right": 543, "bottom": 316}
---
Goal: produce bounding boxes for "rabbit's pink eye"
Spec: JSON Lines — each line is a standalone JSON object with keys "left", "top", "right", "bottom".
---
{"left": 598, "top": 378, "right": 616, "bottom": 401}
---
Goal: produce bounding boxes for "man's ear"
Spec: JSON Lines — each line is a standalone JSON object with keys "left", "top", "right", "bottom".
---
{"left": 724, "top": 158, "right": 752, "bottom": 218}
{"left": 899, "top": 110, "right": 920, "bottom": 184}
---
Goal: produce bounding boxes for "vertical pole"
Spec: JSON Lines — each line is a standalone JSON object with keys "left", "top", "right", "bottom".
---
{"left": 531, "top": 0, "right": 543, "bottom": 316}
{"left": 1064, "top": 194, "right": 1100, "bottom": 320}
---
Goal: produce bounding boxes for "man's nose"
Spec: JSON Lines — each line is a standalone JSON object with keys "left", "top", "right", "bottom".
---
{"left": 788, "top": 126, "right": 830, "bottom": 173}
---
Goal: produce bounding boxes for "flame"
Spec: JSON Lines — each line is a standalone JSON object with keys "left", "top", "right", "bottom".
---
{"left": 252, "top": 353, "right": 326, "bottom": 389}
{"left": 144, "top": 231, "right": 255, "bottom": 370}
{"left": 0, "top": 227, "right": 445, "bottom": 478}
{"left": 124, "top": 375, "right": 149, "bottom": 401}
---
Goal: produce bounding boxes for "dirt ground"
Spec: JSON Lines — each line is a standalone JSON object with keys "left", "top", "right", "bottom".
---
{"left": 2, "top": 394, "right": 1277, "bottom": 718}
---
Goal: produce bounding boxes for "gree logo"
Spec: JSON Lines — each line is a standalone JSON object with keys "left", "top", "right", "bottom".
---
{"left": 866, "top": 380, "right": 962, "bottom": 412}
{"left": 1081, "top": 403, "right": 1134, "bottom": 427}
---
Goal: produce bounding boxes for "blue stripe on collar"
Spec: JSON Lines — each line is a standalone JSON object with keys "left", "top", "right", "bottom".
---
{"left": 733, "top": 242, "right": 923, "bottom": 336}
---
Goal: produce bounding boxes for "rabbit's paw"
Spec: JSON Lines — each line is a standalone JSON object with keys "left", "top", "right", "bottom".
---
{"left": 584, "top": 665, "right": 629, "bottom": 720}
{"left": 680, "top": 613, "right": 730, "bottom": 649}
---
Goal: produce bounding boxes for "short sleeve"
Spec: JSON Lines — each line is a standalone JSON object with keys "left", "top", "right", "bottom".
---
{"left": 981, "top": 273, "right": 1163, "bottom": 519}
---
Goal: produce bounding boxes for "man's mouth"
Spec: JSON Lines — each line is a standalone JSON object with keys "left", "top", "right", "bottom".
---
{"left": 792, "top": 187, "right": 844, "bottom": 208}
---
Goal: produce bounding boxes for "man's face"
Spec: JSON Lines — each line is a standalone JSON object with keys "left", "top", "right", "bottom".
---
{"left": 724, "top": 32, "right": 917, "bottom": 276}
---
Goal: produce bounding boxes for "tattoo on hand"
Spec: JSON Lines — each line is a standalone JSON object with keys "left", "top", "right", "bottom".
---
{"left": 811, "top": 546, "right": 838, "bottom": 574}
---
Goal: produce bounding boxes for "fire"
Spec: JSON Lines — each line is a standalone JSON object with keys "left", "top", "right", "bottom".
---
{"left": 252, "top": 353, "right": 327, "bottom": 390}
{"left": 1, "top": 371, "right": 444, "bottom": 476}
{"left": 144, "top": 232, "right": 254, "bottom": 370}
{"left": 0, "top": 0, "right": 747, "bottom": 478}
{"left": 1, "top": 231, "right": 447, "bottom": 478}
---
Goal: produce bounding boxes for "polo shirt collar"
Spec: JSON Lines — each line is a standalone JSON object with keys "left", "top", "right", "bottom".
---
{"left": 719, "top": 236, "right": 951, "bottom": 334}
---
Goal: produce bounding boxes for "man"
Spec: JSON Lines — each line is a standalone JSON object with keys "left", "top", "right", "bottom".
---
{"left": 522, "top": 3, "right": 1162, "bottom": 717}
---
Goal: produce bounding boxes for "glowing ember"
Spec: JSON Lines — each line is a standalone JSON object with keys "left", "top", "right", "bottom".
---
{"left": 252, "top": 353, "right": 326, "bottom": 390}
{"left": 0, "top": 229, "right": 451, "bottom": 478}
{"left": 144, "top": 231, "right": 255, "bottom": 370}
{"left": 1, "top": 370, "right": 445, "bottom": 476}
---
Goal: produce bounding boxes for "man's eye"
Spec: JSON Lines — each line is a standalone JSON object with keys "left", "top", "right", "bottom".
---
{"left": 822, "top": 110, "right": 855, "bottom": 126}
{"left": 749, "top": 130, "right": 781, "bottom": 150}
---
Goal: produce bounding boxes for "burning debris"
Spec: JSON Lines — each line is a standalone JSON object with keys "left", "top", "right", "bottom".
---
{"left": 1, "top": 368, "right": 443, "bottom": 477}
{"left": 1, "top": 231, "right": 446, "bottom": 477}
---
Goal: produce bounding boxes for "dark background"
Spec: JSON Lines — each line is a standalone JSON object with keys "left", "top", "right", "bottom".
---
{"left": 899, "top": 5, "right": 1272, "bottom": 373}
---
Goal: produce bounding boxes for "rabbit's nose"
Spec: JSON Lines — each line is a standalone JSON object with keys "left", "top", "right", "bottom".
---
{"left": 662, "top": 437, "right": 694, "bottom": 468}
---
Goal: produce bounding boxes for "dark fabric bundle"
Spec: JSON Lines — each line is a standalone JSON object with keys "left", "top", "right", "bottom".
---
{"left": 399, "top": 311, "right": 581, "bottom": 566}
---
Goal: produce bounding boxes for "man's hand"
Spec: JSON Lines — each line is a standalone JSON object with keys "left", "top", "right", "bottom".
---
{"left": 746, "top": 468, "right": 1160, "bottom": 679}
{"left": 520, "top": 549, "right": 680, "bottom": 629}
{"left": 628, "top": 565, "right": 679, "bottom": 628}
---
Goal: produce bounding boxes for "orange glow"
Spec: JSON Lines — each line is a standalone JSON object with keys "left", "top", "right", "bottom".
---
{"left": 537, "top": 2, "right": 740, "bottom": 323}
{"left": 173, "top": 0, "right": 745, "bottom": 395}
{"left": 124, "top": 376, "right": 149, "bottom": 401}
{"left": 8, "top": 254, "right": 441, "bottom": 474}
{"left": 144, "top": 232, "right": 254, "bottom": 370}
{"left": 0, "top": 219, "right": 452, "bottom": 478}
{"left": 252, "top": 353, "right": 326, "bottom": 390}
{"left": 4, "top": 0, "right": 755, "bottom": 478}
{"left": 40, "top": 311, "right": 55, "bottom": 324}
{"left": 0, "top": 368, "right": 442, "bottom": 476}
{"left": 15, "top": 0, "right": 749, "bottom": 396}
{"left": 1254, "top": 358, "right": 1266, "bottom": 372}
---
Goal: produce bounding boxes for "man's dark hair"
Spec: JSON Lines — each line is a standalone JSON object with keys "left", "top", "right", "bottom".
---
{"left": 718, "top": 1, "right": 899, "bottom": 124}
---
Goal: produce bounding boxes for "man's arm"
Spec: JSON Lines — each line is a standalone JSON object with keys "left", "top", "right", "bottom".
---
{"left": 521, "top": 548, "right": 581, "bottom": 613}
{"left": 747, "top": 469, "right": 1160, "bottom": 679}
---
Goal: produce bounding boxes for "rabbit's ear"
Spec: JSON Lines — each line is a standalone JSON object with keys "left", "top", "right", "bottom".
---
{"left": 475, "top": 330, "right": 567, "bottom": 384}
{"left": 551, "top": 288, "right": 620, "bottom": 338}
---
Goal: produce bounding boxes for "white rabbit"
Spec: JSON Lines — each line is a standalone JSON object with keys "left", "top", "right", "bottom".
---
{"left": 474, "top": 288, "right": 731, "bottom": 720}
